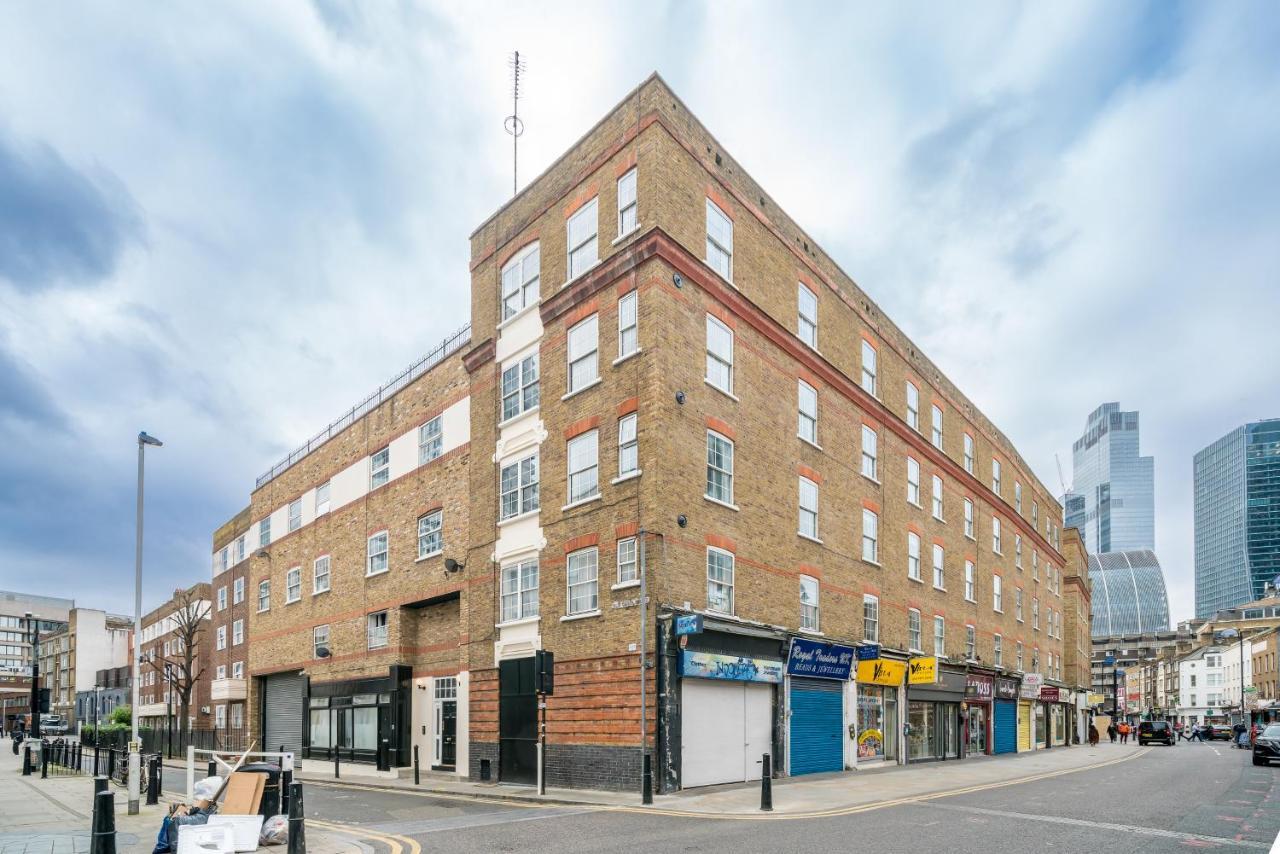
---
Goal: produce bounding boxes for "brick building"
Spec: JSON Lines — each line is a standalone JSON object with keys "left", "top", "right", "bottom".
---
{"left": 132, "top": 583, "right": 213, "bottom": 735}
{"left": 210, "top": 508, "right": 253, "bottom": 747}
{"left": 223, "top": 74, "right": 1071, "bottom": 790}
{"left": 1061, "top": 528, "right": 1092, "bottom": 738}
{"left": 37, "top": 608, "right": 131, "bottom": 728}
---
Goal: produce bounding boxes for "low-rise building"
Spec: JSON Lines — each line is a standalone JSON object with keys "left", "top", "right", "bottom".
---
{"left": 132, "top": 584, "right": 213, "bottom": 736}
{"left": 1177, "top": 645, "right": 1227, "bottom": 725}
{"left": 210, "top": 508, "right": 253, "bottom": 748}
{"left": 37, "top": 609, "right": 131, "bottom": 728}
{"left": 73, "top": 666, "right": 131, "bottom": 732}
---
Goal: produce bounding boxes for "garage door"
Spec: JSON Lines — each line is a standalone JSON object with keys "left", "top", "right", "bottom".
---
{"left": 788, "top": 678, "right": 843, "bottom": 775}
{"left": 1017, "top": 701, "right": 1033, "bottom": 752}
{"left": 993, "top": 700, "right": 1017, "bottom": 755}
{"left": 681, "top": 680, "right": 772, "bottom": 788}
{"left": 262, "top": 672, "right": 305, "bottom": 757}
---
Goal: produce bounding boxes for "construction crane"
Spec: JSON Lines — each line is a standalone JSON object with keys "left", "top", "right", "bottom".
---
{"left": 1055, "top": 453, "right": 1070, "bottom": 497}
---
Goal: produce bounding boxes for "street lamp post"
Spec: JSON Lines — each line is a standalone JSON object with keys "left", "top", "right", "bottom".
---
{"left": 129, "top": 431, "right": 163, "bottom": 815}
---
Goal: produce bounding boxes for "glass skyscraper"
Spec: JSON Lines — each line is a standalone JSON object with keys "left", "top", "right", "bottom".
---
{"left": 1087, "top": 551, "right": 1171, "bottom": 638}
{"left": 1063, "top": 403, "right": 1155, "bottom": 553}
{"left": 1194, "top": 418, "right": 1280, "bottom": 618}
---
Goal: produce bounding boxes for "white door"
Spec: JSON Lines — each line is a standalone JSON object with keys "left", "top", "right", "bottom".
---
{"left": 744, "top": 683, "right": 772, "bottom": 781}
{"left": 411, "top": 677, "right": 432, "bottom": 765}
{"left": 681, "top": 680, "right": 773, "bottom": 788}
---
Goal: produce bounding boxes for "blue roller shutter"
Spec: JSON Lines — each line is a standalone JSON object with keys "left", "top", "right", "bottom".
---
{"left": 789, "top": 678, "right": 843, "bottom": 775}
{"left": 993, "top": 700, "right": 1017, "bottom": 755}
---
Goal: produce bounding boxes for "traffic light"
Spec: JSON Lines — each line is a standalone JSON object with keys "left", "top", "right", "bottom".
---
{"left": 534, "top": 649, "right": 554, "bottom": 695}
{"left": 38, "top": 688, "right": 50, "bottom": 713}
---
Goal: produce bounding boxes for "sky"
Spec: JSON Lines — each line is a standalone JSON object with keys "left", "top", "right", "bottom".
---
{"left": 0, "top": 1, "right": 1276, "bottom": 626}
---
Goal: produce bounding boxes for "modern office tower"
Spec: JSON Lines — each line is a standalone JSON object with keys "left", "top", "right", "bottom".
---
{"left": 1063, "top": 403, "right": 1155, "bottom": 554}
{"left": 1087, "top": 550, "right": 1171, "bottom": 637}
{"left": 1195, "top": 419, "right": 1280, "bottom": 618}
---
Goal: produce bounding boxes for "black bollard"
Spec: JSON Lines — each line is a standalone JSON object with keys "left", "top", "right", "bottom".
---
{"left": 208, "top": 759, "right": 217, "bottom": 779}
{"left": 90, "top": 789, "right": 117, "bottom": 854}
{"left": 759, "top": 754, "right": 772, "bottom": 812}
{"left": 333, "top": 746, "right": 339, "bottom": 780}
{"left": 642, "top": 753, "right": 653, "bottom": 805}
{"left": 95, "top": 776, "right": 109, "bottom": 797}
{"left": 281, "top": 769, "right": 293, "bottom": 816}
{"left": 413, "top": 745, "right": 420, "bottom": 786}
{"left": 94, "top": 744, "right": 100, "bottom": 777}
{"left": 107, "top": 749, "right": 115, "bottom": 782}
{"left": 22, "top": 743, "right": 31, "bottom": 776}
{"left": 286, "top": 781, "right": 306, "bottom": 854}
{"left": 41, "top": 744, "right": 48, "bottom": 779}
{"left": 145, "top": 756, "right": 159, "bottom": 805}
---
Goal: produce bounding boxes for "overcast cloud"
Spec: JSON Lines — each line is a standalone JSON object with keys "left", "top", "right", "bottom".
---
{"left": 0, "top": 1, "right": 1276, "bottom": 624}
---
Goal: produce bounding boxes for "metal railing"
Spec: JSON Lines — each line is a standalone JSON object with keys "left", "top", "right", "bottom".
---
{"left": 255, "top": 324, "right": 472, "bottom": 489}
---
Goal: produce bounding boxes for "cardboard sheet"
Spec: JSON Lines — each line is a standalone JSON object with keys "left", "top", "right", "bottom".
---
{"left": 220, "top": 772, "right": 265, "bottom": 816}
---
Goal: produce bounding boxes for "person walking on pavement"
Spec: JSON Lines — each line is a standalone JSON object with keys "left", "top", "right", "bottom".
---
{"left": 1108, "top": 722, "right": 1117, "bottom": 743}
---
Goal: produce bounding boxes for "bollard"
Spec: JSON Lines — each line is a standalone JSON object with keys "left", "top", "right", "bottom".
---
{"left": 286, "top": 781, "right": 306, "bottom": 854}
{"left": 41, "top": 744, "right": 48, "bottom": 779}
{"left": 208, "top": 759, "right": 217, "bottom": 779}
{"left": 759, "top": 754, "right": 772, "bottom": 812}
{"left": 107, "top": 749, "right": 116, "bottom": 781}
{"left": 333, "top": 746, "right": 339, "bottom": 780}
{"left": 413, "top": 745, "right": 420, "bottom": 786}
{"left": 95, "top": 776, "right": 109, "bottom": 797}
{"left": 145, "top": 756, "right": 159, "bottom": 805}
{"left": 90, "top": 789, "right": 117, "bottom": 854}
{"left": 281, "top": 769, "right": 293, "bottom": 816}
{"left": 94, "top": 744, "right": 100, "bottom": 777}
{"left": 22, "top": 743, "right": 31, "bottom": 776}
{"left": 642, "top": 753, "right": 653, "bottom": 805}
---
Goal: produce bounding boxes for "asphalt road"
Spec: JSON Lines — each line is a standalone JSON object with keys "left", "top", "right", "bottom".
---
{"left": 162, "top": 741, "right": 1280, "bottom": 852}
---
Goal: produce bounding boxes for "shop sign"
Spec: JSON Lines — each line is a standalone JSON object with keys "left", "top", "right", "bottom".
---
{"left": 1019, "top": 673, "right": 1044, "bottom": 699}
{"left": 1040, "top": 686, "right": 1060, "bottom": 702}
{"left": 856, "top": 659, "right": 905, "bottom": 686}
{"left": 787, "top": 637, "right": 856, "bottom": 680}
{"left": 856, "top": 643, "right": 881, "bottom": 661}
{"left": 995, "top": 676, "right": 1020, "bottom": 700}
{"left": 675, "top": 614, "right": 704, "bottom": 636}
{"left": 908, "top": 657, "right": 937, "bottom": 685}
{"left": 965, "top": 673, "right": 993, "bottom": 701}
{"left": 1088, "top": 692, "right": 1105, "bottom": 706}
{"left": 679, "top": 650, "right": 782, "bottom": 684}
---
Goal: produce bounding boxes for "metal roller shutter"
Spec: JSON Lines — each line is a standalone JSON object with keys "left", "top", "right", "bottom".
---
{"left": 1017, "top": 701, "right": 1033, "bottom": 752}
{"left": 993, "top": 700, "right": 1017, "bottom": 755}
{"left": 681, "top": 680, "right": 773, "bottom": 788}
{"left": 788, "top": 678, "right": 843, "bottom": 776}
{"left": 262, "top": 672, "right": 305, "bottom": 756}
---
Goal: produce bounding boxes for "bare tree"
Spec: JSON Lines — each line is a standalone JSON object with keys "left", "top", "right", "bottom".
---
{"left": 146, "top": 586, "right": 211, "bottom": 743}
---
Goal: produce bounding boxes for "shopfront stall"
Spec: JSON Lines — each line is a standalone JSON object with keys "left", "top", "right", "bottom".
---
{"left": 786, "top": 637, "right": 854, "bottom": 776}
{"left": 964, "top": 671, "right": 994, "bottom": 755}
{"left": 993, "top": 675, "right": 1020, "bottom": 755}
{"left": 853, "top": 657, "right": 904, "bottom": 766}
{"left": 906, "top": 660, "right": 966, "bottom": 762}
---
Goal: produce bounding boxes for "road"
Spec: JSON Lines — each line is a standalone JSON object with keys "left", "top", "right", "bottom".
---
{"left": 159, "top": 741, "right": 1280, "bottom": 853}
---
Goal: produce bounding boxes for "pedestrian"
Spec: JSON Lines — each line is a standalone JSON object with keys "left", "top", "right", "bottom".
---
{"left": 1108, "top": 722, "right": 1117, "bottom": 743}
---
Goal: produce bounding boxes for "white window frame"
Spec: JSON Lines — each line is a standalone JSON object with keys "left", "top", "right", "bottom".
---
{"left": 259, "top": 518, "right": 271, "bottom": 548}
{"left": 906, "top": 382, "right": 919, "bottom": 431}
{"left": 367, "top": 531, "right": 389, "bottom": 576}
{"left": 707, "top": 547, "right": 735, "bottom": 615}
{"left": 862, "top": 508, "right": 879, "bottom": 563}
{"left": 566, "top": 547, "right": 600, "bottom": 616}
{"left": 705, "top": 314, "right": 734, "bottom": 395}
{"left": 908, "top": 531, "right": 921, "bottom": 581}
{"left": 313, "top": 555, "right": 330, "bottom": 595}
{"left": 1015, "top": 481, "right": 1022, "bottom": 513}
{"left": 617, "top": 414, "right": 639, "bottom": 478}
{"left": 313, "top": 625, "right": 330, "bottom": 659}
{"left": 500, "top": 559, "right": 540, "bottom": 622}
{"left": 994, "top": 634, "right": 1003, "bottom": 666}
{"left": 217, "top": 587, "right": 227, "bottom": 611}
{"left": 216, "top": 665, "right": 226, "bottom": 680}
{"left": 617, "top": 537, "right": 638, "bottom": 584}
{"left": 993, "top": 574, "right": 1003, "bottom": 612}
{"left": 233, "top": 577, "right": 244, "bottom": 604}
{"left": 797, "top": 380, "right": 818, "bottom": 445}
{"left": 705, "top": 198, "right": 733, "bottom": 281}
{"left": 992, "top": 458, "right": 1002, "bottom": 495}
{"left": 908, "top": 609, "right": 922, "bottom": 653}
{"left": 419, "top": 416, "right": 443, "bottom": 465}
{"left": 567, "top": 314, "right": 600, "bottom": 394}
{"left": 800, "top": 575, "right": 820, "bottom": 632}
{"left": 964, "top": 498, "right": 975, "bottom": 539}
{"left": 966, "top": 625, "right": 976, "bottom": 661}
{"left": 232, "top": 619, "right": 243, "bottom": 646}
{"left": 932, "top": 474, "right": 944, "bottom": 520}
{"left": 366, "top": 611, "right": 388, "bottom": 650}
{"left": 567, "top": 197, "right": 599, "bottom": 281}
{"left": 417, "top": 510, "right": 443, "bottom": 559}
{"left": 964, "top": 433, "right": 974, "bottom": 474}
{"left": 286, "top": 567, "right": 301, "bottom": 603}
{"left": 931, "top": 404, "right": 943, "bottom": 449}
{"left": 370, "top": 447, "right": 390, "bottom": 490}
{"left": 501, "top": 242, "right": 540, "bottom": 321}
{"left": 705, "top": 430, "right": 734, "bottom": 505}
{"left": 799, "top": 477, "right": 819, "bottom": 540}
{"left": 1016, "top": 587, "right": 1024, "bottom": 622}
{"left": 993, "top": 517, "right": 1003, "bottom": 554}
{"left": 965, "top": 559, "right": 976, "bottom": 602}
{"left": 797, "top": 283, "right": 817, "bottom": 348}
{"left": 617, "top": 168, "right": 637, "bottom": 236}
{"left": 932, "top": 543, "right": 945, "bottom": 590}
{"left": 907, "top": 457, "right": 921, "bottom": 505}
{"left": 1015, "top": 534, "right": 1023, "bottom": 569}
{"left": 500, "top": 454, "right": 540, "bottom": 520}
{"left": 287, "top": 499, "right": 302, "bottom": 533}
{"left": 863, "top": 594, "right": 879, "bottom": 642}
{"left": 861, "top": 339, "right": 877, "bottom": 396}
{"left": 257, "top": 581, "right": 270, "bottom": 613}
{"left": 501, "top": 353, "right": 540, "bottom": 421}
{"left": 618, "top": 291, "right": 639, "bottom": 359}
{"left": 861, "top": 425, "right": 878, "bottom": 481}
{"left": 315, "top": 481, "right": 331, "bottom": 515}
{"left": 567, "top": 430, "right": 600, "bottom": 505}
{"left": 934, "top": 616, "right": 945, "bottom": 657}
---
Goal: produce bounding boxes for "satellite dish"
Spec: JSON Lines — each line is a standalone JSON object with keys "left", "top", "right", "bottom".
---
{"left": 316, "top": 647, "right": 332, "bottom": 659}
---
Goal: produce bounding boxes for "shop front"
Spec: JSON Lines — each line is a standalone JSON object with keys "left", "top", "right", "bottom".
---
{"left": 1018, "top": 673, "right": 1043, "bottom": 752}
{"left": 852, "top": 656, "right": 904, "bottom": 766}
{"left": 906, "top": 660, "right": 965, "bottom": 763}
{"left": 964, "top": 671, "right": 994, "bottom": 755}
{"left": 1041, "top": 686, "right": 1067, "bottom": 747}
{"left": 305, "top": 665, "right": 413, "bottom": 767}
{"left": 992, "top": 675, "right": 1020, "bottom": 755}
{"left": 786, "top": 637, "right": 854, "bottom": 776}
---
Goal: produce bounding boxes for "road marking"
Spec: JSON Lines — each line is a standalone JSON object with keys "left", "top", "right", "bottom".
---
{"left": 930, "top": 803, "right": 1270, "bottom": 849}
{"left": 1215, "top": 748, "right": 1223, "bottom": 756}
{"left": 310, "top": 817, "right": 421, "bottom": 854}
{"left": 366, "top": 807, "right": 596, "bottom": 836}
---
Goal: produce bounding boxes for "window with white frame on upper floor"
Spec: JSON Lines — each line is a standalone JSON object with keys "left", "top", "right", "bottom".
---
{"left": 963, "top": 433, "right": 974, "bottom": 474}
{"left": 313, "top": 624, "right": 329, "bottom": 658}
{"left": 800, "top": 575, "right": 820, "bottom": 632}
{"left": 567, "top": 197, "right": 599, "bottom": 280}
{"left": 799, "top": 477, "right": 819, "bottom": 540}
{"left": 862, "top": 508, "right": 879, "bottom": 563}
{"left": 233, "top": 577, "right": 244, "bottom": 604}
{"left": 500, "top": 454, "right": 540, "bottom": 520}
{"left": 617, "top": 168, "right": 637, "bottom": 236}
{"left": 216, "top": 664, "right": 226, "bottom": 680}
{"left": 286, "top": 567, "right": 301, "bottom": 603}
{"left": 315, "top": 481, "right": 331, "bottom": 516}
{"left": 566, "top": 547, "right": 599, "bottom": 616}
{"left": 1015, "top": 534, "right": 1023, "bottom": 568}
{"left": 501, "top": 243, "right": 540, "bottom": 321}
{"left": 567, "top": 314, "right": 599, "bottom": 394}
{"left": 367, "top": 531, "right": 389, "bottom": 576}
{"left": 1032, "top": 501, "right": 1039, "bottom": 528}
{"left": 1017, "top": 642, "right": 1025, "bottom": 671}
{"left": 965, "top": 559, "right": 976, "bottom": 602}
{"left": 502, "top": 354, "right": 540, "bottom": 421}
{"left": 370, "top": 447, "right": 390, "bottom": 490}
{"left": 367, "top": 611, "right": 388, "bottom": 649}
{"left": 618, "top": 291, "right": 638, "bottom": 359}
{"left": 419, "top": 416, "right": 443, "bottom": 465}
{"left": 906, "top": 382, "right": 919, "bottom": 431}
{"left": 993, "top": 574, "right": 1003, "bottom": 612}
{"left": 993, "top": 516, "right": 1003, "bottom": 554}
{"left": 907, "top": 457, "right": 921, "bottom": 505}
{"left": 798, "top": 380, "right": 818, "bottom": 444}
{"left": 861, "top": 425, "right": 878, "bottom": 480}
{"left": 235, "top": 535, "right": 246, "bottom": 563}
{"left": 1015, "top": 481, "right": 1022, "bottom": 513}
{"left": 1032, "top": 648, "right": 1039, "bottom": 673}
{"left": 964, "top": 498, "right": 975, "bottom": 539}
{"left": 934, "top": 616, "right": 945, "bottom": 657}
{"left": 932, "top": 543, "right": 945, "bottom": 589}
{"left": 705, "top": 314, "right": 733, "bottom": 395}
{"left": 216, "top": 705, "right": 226, "bottom": 728}
{"left": 706, "top": 431, "right": 734, "bottom": 505}
{"left": 618, "top": 414, "right": 638, "bottom": 478}
{"left": 417, "top": 510, "right": 442, "bottom": 558}
{"left": 567, "top": 430, "right": 599, "bottom": 505}
{"left": 1032, "top": 549, "right": 1039, "bottom": 581}
{"left": 966, "top": 625, "right": 976, "bottom": 660}
{"left": 288, "top": 499, "right": 302, "bottom": 533}
{"left": 501, "top": 559, "right": 539, "bottom": 622}
{"left": 1016, "top": 587, "right": 1024, "bottom": 621}
{"left": 217, "top": 587, "right": 227, "bottom": 611}
{"left": 313, "top": 555, "right": 330, "bottom": 594}
{"left": 257, "top": 580, "right": 270, "bottom": 612}
{"left": 991, "top": 459, "right": 1001, "bottom": 495}
{"left": 908, "top": 609, "right": 922, "bottom": 652}
{"left": 908, "top": 531, "right": 921, "bottom": 580}
{"left": 861, "top": 340, "right": 877, "bottom": 396}
{"left": 862, "top": 594, "right": 879, "bottom": 642}
{"left": 797, "top": 283, "right": 817, "bottom": 348}
{"left": 994, "top": 634, "right": 1003, "bottom": 666}
{"left": 232, "top": 619, "right": 244, "bottom": 645}
{"left": 705, "top": 198, "right": 732, "bottom": 281}
{"left": 932, "top": 475, "right": 944, "bottom": 520}
{"left": 931, "top": 404, "right": 943, "bottom": 449}
{"left": 1033, "top": 597, "right": 1040, "bottom": 630}
{"left": 258, "top": 517, "right": 270, "bottom": 547}
{"left": 707, "top": 547, "right": 734, "bottom": 614}
{"left": 617, "top": 537, "right": 638, "bottom": 584}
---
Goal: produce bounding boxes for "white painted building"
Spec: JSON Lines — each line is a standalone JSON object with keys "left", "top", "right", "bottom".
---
{"left": 1177, "top": 645, "right": 1226, "bottom": 725}
{"left": 1221, "top": 636, "right": 1253, "bottom": 717}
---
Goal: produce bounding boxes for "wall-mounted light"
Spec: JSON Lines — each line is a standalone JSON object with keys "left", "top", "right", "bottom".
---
{"left": 316, "top": 647, "right": 331, "bottom": 659}
{"left": 677, "top": 515, "right": 688, "bottom": 528}
{"left": 254, "top": 549, "right": 269, "bottom": 560}
{"left": 673, "top": 273, "right": 683, "bottom": 288}
{"left": 445, "top": 558, "right": 465, "bottom": 573}
{"left": 675, "top": 391, "right": 686, "bottom": 405}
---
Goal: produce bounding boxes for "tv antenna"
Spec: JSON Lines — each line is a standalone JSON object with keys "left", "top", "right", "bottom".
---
{"left": 504, "top": 51, "right": 526, "bottom": 197}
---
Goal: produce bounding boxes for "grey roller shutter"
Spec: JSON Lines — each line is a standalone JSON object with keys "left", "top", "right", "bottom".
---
{"left": 262, "top": 672, "right": 305, "bottom": 757}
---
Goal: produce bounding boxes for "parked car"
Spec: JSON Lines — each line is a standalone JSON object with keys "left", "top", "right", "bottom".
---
{"left": 40, "top": 715, "right": 69, "bottom": 736}
{"left": 1139, "top": 721, "right": 1175, "bottom": 746}
{"left": 1210, "top": 724, "right": 1234, "bottom": 741}
{"left": 1253, "top": 724, "right": 1280, "bottom": 766}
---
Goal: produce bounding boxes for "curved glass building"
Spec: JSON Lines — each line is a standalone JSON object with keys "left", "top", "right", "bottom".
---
{"left": 1088, "top": 550, "right": 1171, "bottom": 638}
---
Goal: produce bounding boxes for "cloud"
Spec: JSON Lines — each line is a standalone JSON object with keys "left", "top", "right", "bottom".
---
{"left": 0, "top": 127, "right": 144, "bottom": 292}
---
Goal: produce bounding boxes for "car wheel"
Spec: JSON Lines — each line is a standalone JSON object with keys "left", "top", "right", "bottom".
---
{"left": 1253, "top": 757, "right": 1265, "bottom": 766}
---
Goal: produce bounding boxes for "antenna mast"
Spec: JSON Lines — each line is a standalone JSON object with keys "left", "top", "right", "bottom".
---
{"left": 504, "top": 51, "right": 526, "bottom": 197}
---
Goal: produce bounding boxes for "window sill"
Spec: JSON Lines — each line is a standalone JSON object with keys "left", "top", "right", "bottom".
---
{"left": 611, "top": 225, "right": 641, "bottom": 246}
{"left": 497, "top": 299, "right": 543, "bottom": 332}
{"left": 908, "top": 575, "right": 923, "bottom": 584}
{"left": 561, "top": 494, "right": 602, "bottom": 512}
{"left": 965, "top": 533, "right": 976, "bottom": 542}
{"left": 495, "top": 616, "right": 540, "bottom": 629}
{"left": 562, "top": 377, "right": 602, "bottom": 401}
{"left": 861, "top": 558, "right": 882, "bottom": 569}
{"left": 907, "top": 500, "right": 923, "bottom": 510}
{"left": 704, "top": 379, "right": 739, "bottom": 402}
{"left": 415, "top": 551, "right": 443, "bottom": 563}
{"left": 862, "top": 473, "right": 881, "bottom": 486}
{"left": 933, "top": 586, "right": 947, "bottom": 594}
{"left": 611, "top": 471, "right": 642, "bottom": 485}
{"left": 612, "top": 348, "right": 642, "bottom": 367}
{"left": 561, "top": 610, "right": 602, "bottom": 623}
{"left": 498, "top": 509, "right": 539, "bottom": 528}
{"left": 256, "top": 608, "right": 269, "bottom": 615}
{"left": 312, "top": 588, "right": 329, "bottom": 597}
{"left": 798, "top": 628, "right": 824, "bottom": 637}
{"left": 285, "top": 598, "right": 301, "bottom": 606}
{"left": 798, "top": 532, "right": 824, "bottom": 545}
{"left": 366, "top": 568, "right": 390, "bottom": 578}
{"left": 498, "top": 405, "right": 540, "bottom": 431}
{"left": 994, "top": 609, "right": 1004, "bottom": 615}
{"left": 611, "top": 580, "right": 641, "bottom": 591}
{"left": 798, "top": 435, "right": 823, "bottom": 451}
{"left": 704, "top": 495, "right": 740, "bottom": 512}
{"left": 562, "top": 260, "right": 602, "bottom": 290}
{"left": 993, "top": 550, "right": 1004, "bottom": 558}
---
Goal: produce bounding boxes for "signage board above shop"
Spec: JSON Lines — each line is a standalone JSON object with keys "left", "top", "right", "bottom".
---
{"left": 675, "top": 614, "right": 704, "bottom": 636}
{"left": 786, "top": 638, "right": 856, "bottom": 680}
{"left": 857, "top": 659, "right": 906, "bottom": 686}
{"left": 965, "top": 673, "right": 994, "bottom": 701}
{"left": 679, "top": 650, "right": 782, "bottom": 684}
{"left": 995, "top": 676, "right": 1020, "bottom": 700}
{"left": 1019, "top": 673, "right": 1044, "bottom": 699}
{"left": 1039, "top": 686, "right": 1060, "bottom": 703}
{"left": 908, "top": 657, "right": 938, "bottom": 685}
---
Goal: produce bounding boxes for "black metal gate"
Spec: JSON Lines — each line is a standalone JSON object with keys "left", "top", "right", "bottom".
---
{"left": 499, "top": 658, "right": 536, "bottom": 784}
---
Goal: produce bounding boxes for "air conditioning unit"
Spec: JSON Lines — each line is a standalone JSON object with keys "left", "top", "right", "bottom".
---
{"left": 200, "top": 706, "right": 211, "bottom": 715}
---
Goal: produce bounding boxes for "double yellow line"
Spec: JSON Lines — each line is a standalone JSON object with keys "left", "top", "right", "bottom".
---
{"left": 310, "top": 817, "right": 422, "bottom": 853}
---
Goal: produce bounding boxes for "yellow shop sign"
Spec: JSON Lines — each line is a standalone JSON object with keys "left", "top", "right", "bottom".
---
{"left": 908, "top": 657, "right": 938, "bottom": 684}
{"left": 856, "top": 658, "right": 905, "bottom": 686}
